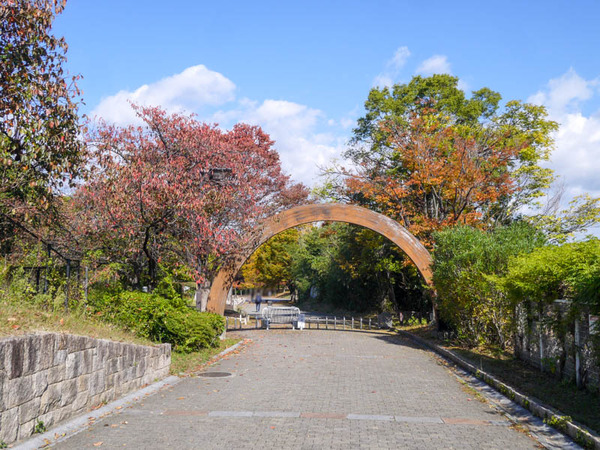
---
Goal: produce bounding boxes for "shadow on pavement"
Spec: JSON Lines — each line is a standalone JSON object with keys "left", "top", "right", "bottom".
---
{"left": 372, "top": 333, "right": 427, "bottom": 351}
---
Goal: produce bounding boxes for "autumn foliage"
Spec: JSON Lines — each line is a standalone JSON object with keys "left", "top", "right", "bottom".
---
{"left": 344, "top": 111, "right": 524, "bottom": 243}
{"left": 1, "top": 0, "right": 83, "bottom": 244}
{"left": 76, "top": 106, "right": 308, "bottom": 286}
{"left": 329, "top": 75, "right": 557, "bottom": 246}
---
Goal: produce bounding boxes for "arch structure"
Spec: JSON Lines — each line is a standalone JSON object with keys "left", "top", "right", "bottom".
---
{"left": 207, "top": 203, "right": 433, "bottom": 315}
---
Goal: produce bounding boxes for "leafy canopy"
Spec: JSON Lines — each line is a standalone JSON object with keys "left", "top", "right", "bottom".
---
{"left": 326, "top": 75, "right": 557, "bottom": 243}
{"left": 1, "top": 0, "right": 83, "bottom": 228}
{"left": 433, "top": 222, "right": 546, "bottom": 348}
{"left": 76, "top": 106, "right": 308, "bottom": 285}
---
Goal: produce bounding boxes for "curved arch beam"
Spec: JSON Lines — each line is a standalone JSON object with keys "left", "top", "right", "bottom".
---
{"left": 207, "top": 203, "right": 433, "bottom": 314}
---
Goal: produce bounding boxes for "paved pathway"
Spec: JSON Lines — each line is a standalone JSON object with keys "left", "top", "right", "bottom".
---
{"left": 55, "top": 329, "right": 545, "bottom": 449}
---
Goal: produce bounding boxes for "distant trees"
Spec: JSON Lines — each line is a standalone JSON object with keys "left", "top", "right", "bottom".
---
{"left": 241, "top": 228, "right": 300, "bottom": 295}
{"left": 288, "top": 223, "right": 429, "bottom": 314}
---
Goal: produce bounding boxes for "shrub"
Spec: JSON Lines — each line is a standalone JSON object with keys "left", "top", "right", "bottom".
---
{"left": 433, "top": 222, "right": 545, "bottom": 348}
{"left": 89, "top": 280, "right": 224, "bottom": 353}
{"left": 498, "top": 239, "right": 600, "bottom": 369}
{"left": 499, "top": 239, "right": 600, "bottom": 308}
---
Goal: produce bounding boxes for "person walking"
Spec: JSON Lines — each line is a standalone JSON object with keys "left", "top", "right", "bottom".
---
{"left": 255, "top": 291, "right": 262, "bottom": 312}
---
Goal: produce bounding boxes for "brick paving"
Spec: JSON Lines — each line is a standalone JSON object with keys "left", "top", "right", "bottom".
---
{"left": 54, "top": 329, "right": 542, "bottom": 449}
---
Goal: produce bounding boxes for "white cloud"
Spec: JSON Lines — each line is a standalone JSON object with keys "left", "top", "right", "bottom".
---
{"left": 415, "top": 55, "right": 451, "bottom": 76}
{"left": 92, "top": 65, "right": 236, "bottom": 125}
{"left": 90, "top": 64, "right": 349, "bottom": 187}
{"left": 457, "top": 79, "right": 470, "bottom": 93}
{"left": 340, "top": 117, "right": 355, "bottom": 129}
{"left": 389, "top": 46, "right": 411, "bottom": 71}
{"left": 214, "top": 99, "right": 345, "bottom": 186}
{"left": 528, "top": 68, "right": 595, "bottom": 115}
{"left": 528, "top": 69, "right": 600, "bottom": 201}
{"left": 373, "top": 46, "right": 411, "bottom": 88}
{"left": 372, "top": 74, "right": 394, "bottom": 88}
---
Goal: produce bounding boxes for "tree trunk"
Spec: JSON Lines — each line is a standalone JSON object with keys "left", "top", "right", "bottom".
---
{"left": 387, "top": 272, "right": 400, "bottom": 322}
{"left": 142, "top": 227, "right": 157, "bottom": 287}
{"left": 195, "top": 280, "right": 211, "bottom": 311}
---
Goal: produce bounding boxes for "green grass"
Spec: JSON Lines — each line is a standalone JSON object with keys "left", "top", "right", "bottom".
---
{"left": 0, "top": 299, "right": 153, "bottom": 345}
{"left": 406, "top": 325, "right": 600, "bottom": 434}
{"left": 170, "top": 338, "right": 241, "bottom": 375}
{"left": 2, "top": 297, "right": 243, "bottom": 377}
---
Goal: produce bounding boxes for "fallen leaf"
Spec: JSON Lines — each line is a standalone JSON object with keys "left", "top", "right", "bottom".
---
{"left": 93, "top": 442, "right": 103, "bottom": 447}
{"left": 177, "top": 397, "right": 185, "bottom": 400}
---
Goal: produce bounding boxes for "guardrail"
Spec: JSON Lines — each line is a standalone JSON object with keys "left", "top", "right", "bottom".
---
{"left": 261, "top": 306, "right": 301, "bottom": 329}
{"left": 225, "top": 314, "right": 389, "bottom": 331}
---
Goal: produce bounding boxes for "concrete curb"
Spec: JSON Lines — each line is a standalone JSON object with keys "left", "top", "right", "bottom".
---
{"left": 398, "top": 330, "right": 600, "bottom": 450}
{"left": 187, "top": 339, "right": 249, "bottom": 375}
{"left": 13, "top": 376, "right": 181, "bottom": 449}
{"left": 211, "top": 339, "right": 246, "bottom": 359}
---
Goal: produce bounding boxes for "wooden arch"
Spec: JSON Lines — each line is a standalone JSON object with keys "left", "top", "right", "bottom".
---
{"left": 206, "top": 203, "right": 433, "bottom": 314}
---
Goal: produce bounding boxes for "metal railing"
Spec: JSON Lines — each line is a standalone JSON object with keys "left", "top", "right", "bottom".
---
{"left": 225, "top": 314, "right": 390, "bottom": 332}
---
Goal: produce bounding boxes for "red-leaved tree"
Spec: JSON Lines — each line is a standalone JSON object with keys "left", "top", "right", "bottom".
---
{"left": 76, "top": 106, "right": 308, "bottom": 307}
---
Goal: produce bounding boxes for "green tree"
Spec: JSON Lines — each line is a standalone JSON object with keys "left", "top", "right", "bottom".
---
{"left": 326, "top": 75, "right": 557, "bottom": 242}
{"left": 291, "top": 223, "right": 430, "bottom": 314}
{"left": 433, "top": 222, "right": 545, "bottom": 348}
{"left": 352, "top": 74, "right": 502, "bottom": 150}
{"left": 1, "top": 0, "right": 84, "bottom": 243}
{"left": 241, "top": 228, "right": 300, "bottom": 294}
{"left": 528, "top": 193, "right": 600, "bottom": 244}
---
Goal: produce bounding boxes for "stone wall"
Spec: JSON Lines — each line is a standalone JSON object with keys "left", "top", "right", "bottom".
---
{"left": 515, "top": 301, "right": 599, "bottom": 391}
{"left": 0, "top": 332, "right": 171, "bottom": 445}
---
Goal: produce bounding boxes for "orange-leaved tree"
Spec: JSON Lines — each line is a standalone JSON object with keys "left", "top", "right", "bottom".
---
{"left": 326, "top": 75, "right": 557, "bottom": 246}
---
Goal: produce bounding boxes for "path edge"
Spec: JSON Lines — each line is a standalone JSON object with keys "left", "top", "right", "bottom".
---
{"left": 12, "top": 376, "right": 181, "bottom": 449}
{"left": 398, "top": 329, "right": 600, "bottom": 450}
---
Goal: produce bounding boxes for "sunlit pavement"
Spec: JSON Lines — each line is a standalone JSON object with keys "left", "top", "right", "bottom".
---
{"left": 47, "top": 328, "right": 556, "bottom": 449}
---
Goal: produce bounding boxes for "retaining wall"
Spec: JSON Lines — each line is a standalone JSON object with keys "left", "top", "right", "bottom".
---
{"left": 0, "top": 332, "right": 170, "bottom": 444}
{"left": 515, "top": 302, "right": 599, "bottom": 391}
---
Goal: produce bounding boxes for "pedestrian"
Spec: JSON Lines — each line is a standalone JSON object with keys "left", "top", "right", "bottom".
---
{"left": 255, "top": 291, "right": 262, "bottom": 312}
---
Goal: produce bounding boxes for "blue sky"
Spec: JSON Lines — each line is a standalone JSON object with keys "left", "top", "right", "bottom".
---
{"left": 53, "top": 0, "right": 600, "bottom": 204}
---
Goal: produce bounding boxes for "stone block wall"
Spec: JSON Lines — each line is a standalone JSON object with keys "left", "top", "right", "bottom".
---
{"left": 515, "top": 302, "right": 599, "bottom": 391}
{"left": 0, "top": 333, "right": 170, "bottom": 444}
